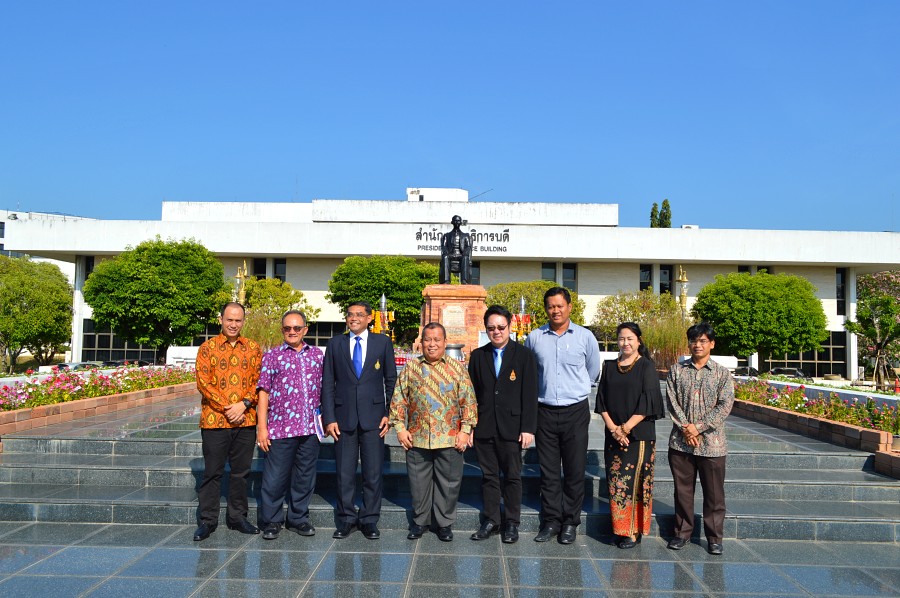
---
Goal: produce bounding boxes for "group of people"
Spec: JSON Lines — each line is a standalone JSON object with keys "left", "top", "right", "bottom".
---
{"left": 192, "top": 287, "right": 734, "bottom": 556}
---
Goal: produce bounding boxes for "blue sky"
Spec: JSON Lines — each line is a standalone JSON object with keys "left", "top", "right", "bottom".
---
{"left": 2, "top": 2, "right": 898, "bottom": 231}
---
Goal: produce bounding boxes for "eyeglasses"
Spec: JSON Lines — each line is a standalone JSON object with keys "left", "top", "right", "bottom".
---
{"left": 346, "top": 312, "right": 368, "bottom": 319}
{"left": 689, "top": 339, "right": 711, "bottom": 345}
{"left": 282, "top": 325, "right": 307, "bottom": 333}
{"left": 486, "top": 325, "right": 507, "bottom": 332}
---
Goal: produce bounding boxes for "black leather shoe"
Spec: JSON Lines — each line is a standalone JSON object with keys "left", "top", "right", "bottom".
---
{"left": 617, "top": 535, "right": 637, "bottom": 549}
{"left": 558, "top": 524, "right": 577, "bottom": 545}
{"left": 407, "top": 524, "right": 426, "bottom": 540}
{"left": 437, "top": 526, "right": 453, "bottom": 542}
{"left": 361, "top": 523, "right": 380, "bottom": 539}
{"left": 470, "top": 521, "right": 500, "bottom": 541}
{"left": 193, "top": 523, "right": 217, "bottom": 542}
{"left": 708, "top": 542, "right": 723, "bottom": 555}
{"left": 292, "top": 522, "right": 315, "bottom": 537}
{"left": 667, "top": 537, "right": 687, "bottom": 550}
{"left": 226, "top": 519, "right": 260, "bottom": 535}
{"left": 534, "top": 526, "right": 559, "bottom": 543}
{"left": 262, "top": 523, "right": 280, "bottom": 540}
{"left": 332, "top": 523, "right": 356, "bottom": 539}
{"left": 501, "top": 523, "right": 519, "bottom": 544}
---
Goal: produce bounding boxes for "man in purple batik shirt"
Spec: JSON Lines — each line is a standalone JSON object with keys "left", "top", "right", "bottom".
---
{"left": 255, "top": 310, "right": 324, "bottom": 540}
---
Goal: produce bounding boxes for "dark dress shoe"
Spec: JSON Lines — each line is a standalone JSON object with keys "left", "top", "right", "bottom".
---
{"left": 470, "top": 521, "right": 500, "bottom": 541}
{"left": 558, "top": 524, "right": 577, "bottom": 545}
{"left": 501, "top": 523, "right": 519, "bottom": 544}
{"left": 667, "top": 537, "right": 687, "bottom": 550}
{"left": 332, "top": 523, "right": 356, "bottom": 539}
{"left": 708, "top": 542, "right": 723, "bottom": 555}
{"left": 262, "top": 523, "right": 280, "bottom": 540}
{"left": 617, "top": 535, "right": 637, "bottom": 549}
{"left": 361, "top": 523, "right": 380, "bottom": 539}
{"left": 407, "top": 524, "right": 426, "bottom": 540}
{"left": 193, "top": 523, "right": 217, "bottom": 542}
{"left": 437, "top": 526, "right": 453, "bottom": 542}
{"left": 292, "top": 522, "right": 316, "bottom": 537}
{"left": 534, "top": 526, "right": 559, "bottom": 543}
{"left": 226, "top": 519, "right": 260, "bottom": 535}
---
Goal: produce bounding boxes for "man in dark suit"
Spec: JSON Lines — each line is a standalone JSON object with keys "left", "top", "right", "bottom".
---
{"left": 468, "top": 305, "right": 538, "bottom": 544}
{"left": 321, "top": 301, "right": 398, "bottom": 540}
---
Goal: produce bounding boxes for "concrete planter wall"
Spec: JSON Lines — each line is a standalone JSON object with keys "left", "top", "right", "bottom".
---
{"left": 732, "top": 399, "right": 900, "bottom": 479}
{"left": 0, "top": 382, "right": 197, "bottom": 440}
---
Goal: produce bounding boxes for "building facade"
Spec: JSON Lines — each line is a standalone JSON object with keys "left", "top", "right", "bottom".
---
{"left": 5, "top": 188, "right": 899, "bottom": 377}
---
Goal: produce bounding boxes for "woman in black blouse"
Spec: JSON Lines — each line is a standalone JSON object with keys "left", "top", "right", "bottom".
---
{"left": 595, "top": 322, "right": 665, "bottom": 549}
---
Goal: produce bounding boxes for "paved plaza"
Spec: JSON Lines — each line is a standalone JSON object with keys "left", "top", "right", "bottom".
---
{"left": 0, "top": 390, "right": 898, "bottom": 597}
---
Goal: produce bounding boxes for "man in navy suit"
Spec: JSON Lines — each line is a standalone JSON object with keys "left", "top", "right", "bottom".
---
{"left": 468, "top": 305, "right": 538, "bottom": 544}
{"left": 321, "top": 301, "right": 398, "bottom": 539}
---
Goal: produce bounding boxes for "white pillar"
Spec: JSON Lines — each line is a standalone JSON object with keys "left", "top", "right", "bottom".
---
{"left": 651, "top": 264, "right": 661, "bottom": 294}
{"left": 847, "top": 267, "right": 858, "bottom": 380}
{"left": 70, "top": 256, "right": 87, "bottom": 360}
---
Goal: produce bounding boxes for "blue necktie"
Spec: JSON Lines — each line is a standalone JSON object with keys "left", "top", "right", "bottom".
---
{"left": 494, "top": 348, "right": 502, "bottom": 377}
{"left": 353, "top": 336, "right": 363, "bottom": 378}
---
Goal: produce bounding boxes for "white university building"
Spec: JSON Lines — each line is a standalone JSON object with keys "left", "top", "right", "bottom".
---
{"left": 4, "top": 188, "right": 899, "bottom": 378}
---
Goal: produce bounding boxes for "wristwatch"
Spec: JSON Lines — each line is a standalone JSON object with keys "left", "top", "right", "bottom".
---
{"left": 242, "top": 399, "right": 252, "bottom": 409}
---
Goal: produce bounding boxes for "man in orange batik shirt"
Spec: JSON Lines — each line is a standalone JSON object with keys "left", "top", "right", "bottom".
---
{"left": 193, "top": 302, "right": 263, "bottom": 541}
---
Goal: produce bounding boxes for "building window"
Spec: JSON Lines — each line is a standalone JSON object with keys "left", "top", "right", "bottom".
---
{"left": 757, "top": 265, "right": 772, "bottom": 274}
{"left": 85, "top": 256, "right": 95, "bottom": 278}
{"left": 639, "top": 264, "right": 652, "bottom": 291}
{"left": 305, "top": 321, "right": 349, "bottom": 347}
{"left": 659, "top": 265, "right": 673, "bottom": 295}
{"left": 761, "top": 330, "right": 848, "bottom": 379}
{"left": 252, "top": 258, "right": 267, "bottom": 280}
{"left": 469, "top": 261, "right": 481, "bottom": 285}
{"left": 541, "top": 262, "right": 556, "bottom": 282}
{"left": 738, "top": 265, "right": 751, "bottom": 274}
{"left": 274, "top": 258, "right": 287, "bottom": 282}
{"left": 836, "top": 268, "right": 847, "bottom": 316}
{"left": 0, "top": 222, "right": 4, "bottom": 237}
{"left": 562, "top": 263, "right": 577, "bottom": 291}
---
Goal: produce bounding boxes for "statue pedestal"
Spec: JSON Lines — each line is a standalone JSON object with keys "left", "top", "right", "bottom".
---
{"left": 421, "top": 284, "right": 487, "bottom": 359}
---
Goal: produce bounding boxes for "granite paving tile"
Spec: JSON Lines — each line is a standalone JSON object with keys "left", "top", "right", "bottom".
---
{"left": 594, "top": 559, "right": 702, "bottom": 592}
{"left": 215, "top": 549, "right": 323, "bottom": 581}
{"left": 404, "top": 584, "right": 505, "bottom": 598}
{"left": 23, "top": 545, "right": 147, "bottom": 575}
{"left": 504, "top": 556, "right": 603, "bottom": 589}
{"left": 301, "top": 582, "right": 407, "bottom": 598}
{"left": 780, "top": 565, "right": 900, "bottom": 596}
{"left": 687, "top": 562, "right": 805, "bottom": 595}
{"left": 0, "top": 544, "right": 64, "bottom": 574}
{"left": 314, "top": 552, "right": 412, "bottom": 583}
{"left": 195, "top": 579, "right": 305, "bottom": 597}
{"left": 85, "top": 577, "right": 204, "bottom": 597}
{"left": 412, "top": 554, "right": 503, "bottom": 586}
{"left": 0, "top": 574, "right": 103, "bottom": 596}
{"left": 4, "top": 522, "right": 103, "bottom": 545}
{"left": 118, "top": 547, "right": 234, "bottom": 578}
{"left": 73, "top": 523, "right": 182, "bottom": 547}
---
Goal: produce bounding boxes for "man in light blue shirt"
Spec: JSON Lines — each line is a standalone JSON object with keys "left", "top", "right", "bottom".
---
{"left": 525, "top": 286, "right": 600, "bottom": 544}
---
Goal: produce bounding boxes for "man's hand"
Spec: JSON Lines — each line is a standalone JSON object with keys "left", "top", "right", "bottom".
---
{"left": 682, "top": 423, "right": 701, "bottom": 447}
{"left": 257, "top": 426, "right": 270, "bottom": 453}
{"left": 519, "top": 432, "right": 534, "bottom": 449}
{"left": 455, "top": 431, "right": 470, "bottom": 453}
{"left": 378, "top": 417, "right": 390, "bottom": 438}
{"left": 325, "top": 423, "right": 341, "bottom": 441}
{"left": 224, "top": 402, "right": 246, "bottom": 424}
{"left": 397, "top": 429, "right": 413, "bottom": 450}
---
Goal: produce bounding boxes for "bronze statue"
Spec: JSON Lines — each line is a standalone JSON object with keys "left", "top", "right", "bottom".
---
{"left": 439, "top": 215, "right": 473, "bottom": 284}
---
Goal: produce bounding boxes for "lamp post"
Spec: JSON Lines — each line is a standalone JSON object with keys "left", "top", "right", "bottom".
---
{"left": 372, "top": 293, "right": 395, "bottom": 341}
{"left": 676, "top": 266, "right": 689, "bottom": 321}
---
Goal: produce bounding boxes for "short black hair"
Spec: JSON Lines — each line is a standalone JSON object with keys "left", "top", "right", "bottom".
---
{"left": 422, "top": 322, "right": 446, "bottom": 340}
{"left": 347, "top": 301, "right": 373, "bottom": 316}
{"left": 281, "top": 310, "right": 307, "bottom": 326}
{"left": 220, "top": 301, "right": 245, "bottom": 317}
{"left": 687, "top": 322, "right": 716, "bottom": 342}
{"left": 543, "top": 286, "right": 571, "bottom": 308}
{"left": 483, "top": 304, "right": 512, "bottom": 327}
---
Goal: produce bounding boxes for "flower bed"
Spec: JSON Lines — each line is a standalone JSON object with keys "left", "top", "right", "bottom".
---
{"left": 0, "top": 366, "right": 196, "bottom": 411}
{"left": 733, "top": 378, "right": 900, "bottom": 479}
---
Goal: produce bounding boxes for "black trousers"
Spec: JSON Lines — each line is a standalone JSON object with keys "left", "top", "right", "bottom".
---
{"left": 668, "top": 449, "right": 727, "bottom": 543}
{"left": 259, "top": 434, "right": 320, "bottom": 527}
{"left": 198, "top": 427, "right": 256, "bottom": 526}
{"left": 474, "top": 437, "right": 523, "bottom": 525}
{"left": 536, "top": 399, "right": 590, "bottom": 528}
{"left": 334, "top": 425, "right": 385, "bottom": 525}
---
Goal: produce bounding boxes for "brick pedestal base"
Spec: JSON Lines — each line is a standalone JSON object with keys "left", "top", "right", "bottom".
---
{"left": 421, "top": 284, "right": 488, "bottom": 359}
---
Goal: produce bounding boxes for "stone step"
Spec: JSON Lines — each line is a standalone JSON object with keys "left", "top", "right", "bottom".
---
{"left": 0, "top": 436, "right": 878, "bottom": 472}
{"left": 1, "top": 484, "right": 898, "bottom": 542}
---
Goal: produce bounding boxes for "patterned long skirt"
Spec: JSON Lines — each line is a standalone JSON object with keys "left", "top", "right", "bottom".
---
{"left": 605, "top": 438, "right": 655, "bottom": 537}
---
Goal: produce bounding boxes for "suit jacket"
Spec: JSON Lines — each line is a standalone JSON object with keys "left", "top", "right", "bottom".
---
{"left": 321, "top": 331, "right": 398, "bottom": 431}
{"left": 468, "top": 341, "right": 538, "bottom": 442}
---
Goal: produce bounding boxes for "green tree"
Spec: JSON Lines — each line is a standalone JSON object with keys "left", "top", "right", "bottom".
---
{"left": 650, "top": 203, "right": 660, "bottom": 228}
{"left": 485, "top": 280, "right": 586, "bottom": 339}
{"left": 243, "top": 277, "right": 321, "bottom": 350}
{"left": 845, "top": 271, "right": 900, "bottom": 389}
{"left": 691, "top": 272, "right": 828, "bottom": 362}
{"left": 0, "top": 256, "right": 74, "bottom": 372}
{"left": 659, "top": 199, "right": 672, "bottom": 228}
{"left": 82, "top": 237, "right": 230, "bottom": 362}
{"left": 326, "top": 255, "right": 439, "bottom": 343}
{"left": 591, "top": 288, "right": 689, "bottom": 367}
